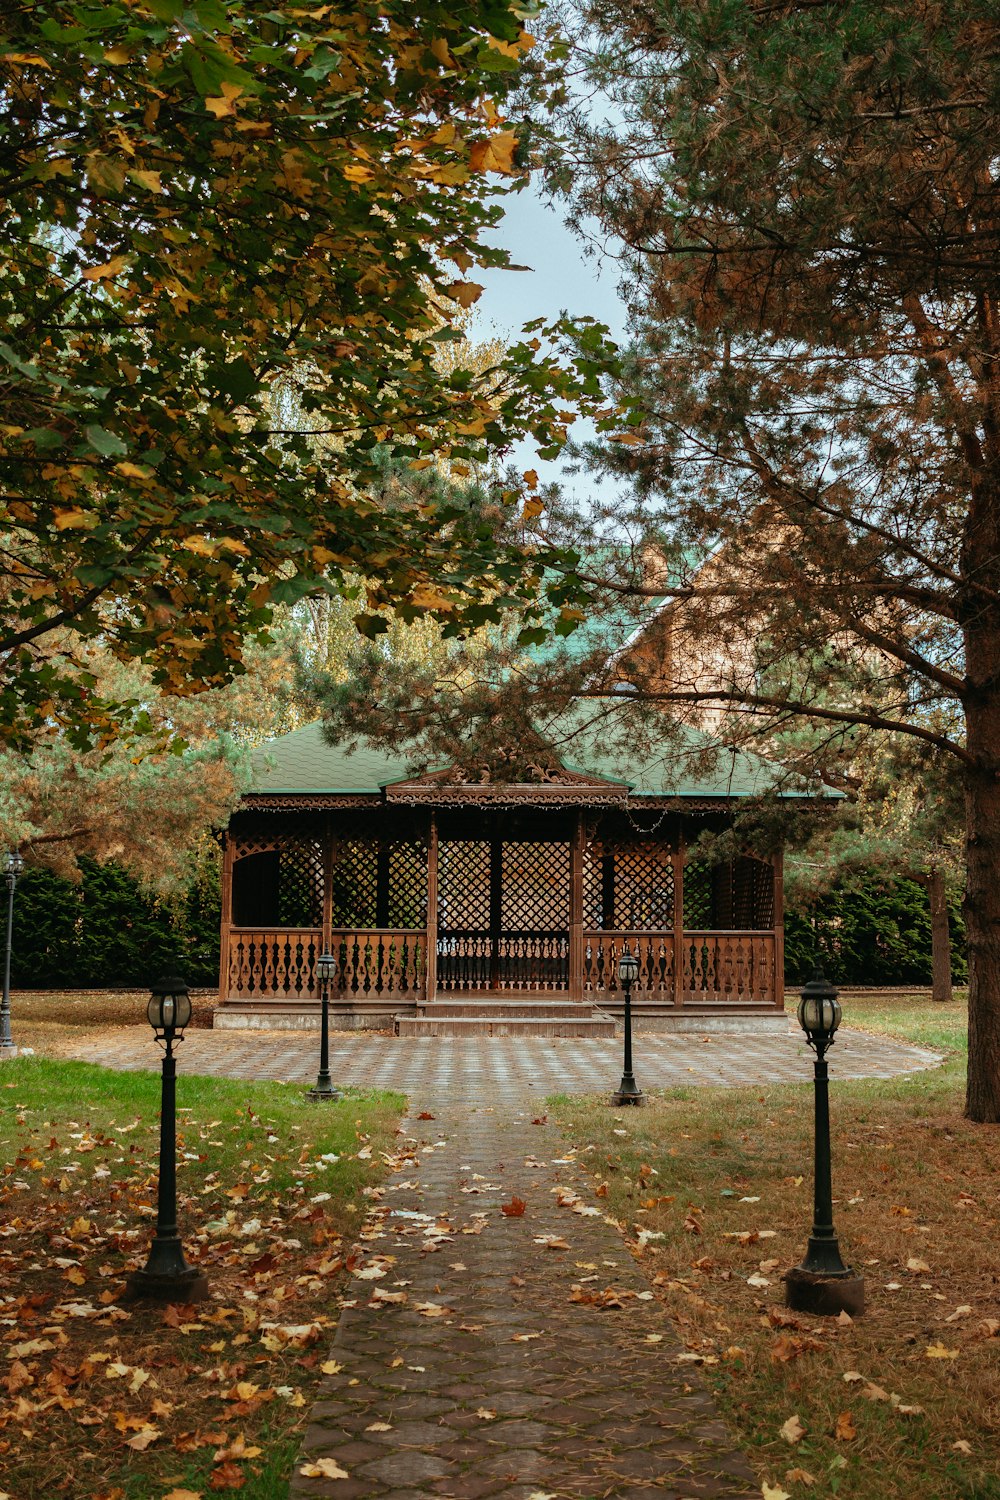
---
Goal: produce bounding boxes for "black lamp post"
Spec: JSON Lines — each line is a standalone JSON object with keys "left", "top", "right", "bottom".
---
{"left": 125, "top": 976, "right": 209, "bottom": 1302}
{"left": 307, "top": 951, "right": 340, "bottom": 1101}
{"left": 612, "top": 946, "right": 644, "bottom": 1106}
{"left": 1, "top": 850, "right": 24, "bottom": 1056}
{"left": 784, "top": 970, "right": 864, "bottom": 1317}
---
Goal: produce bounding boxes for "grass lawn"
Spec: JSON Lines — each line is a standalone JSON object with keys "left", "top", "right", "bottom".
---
{"left": 553, "top": 991, "right": 1000, "bottom": 1500}
{"left": 0, "top": 1056, "right": 404, "bottom": 1500}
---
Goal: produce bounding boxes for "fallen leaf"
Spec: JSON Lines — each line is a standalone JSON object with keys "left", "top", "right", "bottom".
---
{"left": 785, "top": 1469, "right": 816, "bottom": 1486}
{"left": 417, "top": 1112, "right": 435, "bottom": 1120}
{"left": 413, "top": 1302, "right": 451, "bottom": 1318}
{"left": 953, "top": 1440, "right": 973, "bottom": 1454}
{"left": 299, "top": 1459, "right": 350, "bottom": 1479}
{"left": 762, "top": 1485, "right": 791, "bottom": 1500}
{"left": 780, "top": 1414, "right": 806, "bottom": 1444}
{"left": 925, "top": 1342, "right": 960, "bottom": 1360}
{"left": 906, "top": 1257, "right": 932, "bottom": 1274}
{"left": 365, "top": 1422, "right": 392, "bottom": 1432}
{"left": 208, "top": 1462, "right": 246, "bottom": 1491}
{"left": 163, "top": 1491, "right": 203, "bottom": 1500}
{"left": 475, "top": 1407, "right": 497, "bottom": 1420}
{"left": 834, "top": 1411, "right": 857, "bottom": 1441}
{"left": 501, "top": 1197, "right": 526, "bottom": 1217}
{"left": 125, "top": 1424, "right": 161, "bottom": 1451}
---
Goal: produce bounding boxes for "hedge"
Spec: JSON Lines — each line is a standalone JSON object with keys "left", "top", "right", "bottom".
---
{"left": 784, "top": 875, "right": 966, "bottom": 987}
{"left": 9, "top": 856, "right": 221, "bottom": 990}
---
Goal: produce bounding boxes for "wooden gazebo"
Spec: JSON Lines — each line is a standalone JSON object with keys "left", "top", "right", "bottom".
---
{"left": 215, "top": 718, "right": 823, "bottom": 1033}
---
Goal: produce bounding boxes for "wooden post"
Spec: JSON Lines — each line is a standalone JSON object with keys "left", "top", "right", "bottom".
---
{"left": 569, "top": 811, "right": 584, "bottom": 1001}
{"left": 673, "top": 821, "right": 685, "bottom": 1009}
{"left": 424, "top": 813, "right": 438, "bottom": 1006}
{"left": 218, "top": 832, "right": 234, "bottom": 1004}
{"left": 773, "top": 848, "right": 785, "bottom": 1012}
{"left": 322, "top": 819, "right": 335, "bottom": 989}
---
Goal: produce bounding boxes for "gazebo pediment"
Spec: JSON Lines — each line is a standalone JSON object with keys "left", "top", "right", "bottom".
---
{"left": 382, "top": 765, "right": 630, "bottom": 808}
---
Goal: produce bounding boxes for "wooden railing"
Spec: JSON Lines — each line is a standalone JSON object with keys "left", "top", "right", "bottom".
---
{"left": 437, "top": 931, "right": 570, "bottom": 992}
{"left": 329, "top": 929, "right": 426, "bottom": 1001}
{"left": 583, "top": 930, "right": 777, "bottom": 1004}
{"left": 583, "top": 931, "right": 675, "bottom": 999}
{"left": 680, "top": 930, "right": 776, "bottom": 1003}
{"left": 226, "top": 927, "right": 322, "bottom": 999}
{"left": 225, "top": 926, "right": 775, "bottom": 1005}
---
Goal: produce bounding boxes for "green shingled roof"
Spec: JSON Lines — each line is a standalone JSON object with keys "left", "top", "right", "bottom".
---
{"left": 248, "top": 715, "right": 834, "bottom": 801}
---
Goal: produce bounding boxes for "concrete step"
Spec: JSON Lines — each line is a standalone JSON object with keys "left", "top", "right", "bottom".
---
{"left": 418, "top": 998, "right": 589, "bottom": 1019}
{"left": 395, "top": 1013, "right": 616, "bottom": 1038}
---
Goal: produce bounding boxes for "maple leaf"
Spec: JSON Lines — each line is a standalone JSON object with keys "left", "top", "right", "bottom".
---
{"left": 785, "top": 1470, "right": 816, "bottom": 1486}
{"left": 925, "top": 1342, "right": 960, "bottom": 1359}
{"left": 501, "top": 1196, "right": 526, "bottom": 1217}
{"left": 762, "top": 1485, "right": 791, "bottom": 1500}
{"left": 209, "top": 1462, "right": 246, "bottom": 1491}
{"left": 299, "top": 1459, "right": 350, "bottom": 1479}
{"left": 834, "top": 1411, "right": 857, "bottom": 1441}
{"left": 125, "top": 1424, "right": 161, "bottom": 1451}
{"left": 779, "top": 1414, "right": 806, "bottom": 1444}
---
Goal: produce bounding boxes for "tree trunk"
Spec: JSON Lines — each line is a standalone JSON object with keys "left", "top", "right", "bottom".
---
{"left": 963, "top": 704, "right": 1000, "bottom": 1121}
{"left": 927, "top": 865, "right": 953, "bottom": 1004}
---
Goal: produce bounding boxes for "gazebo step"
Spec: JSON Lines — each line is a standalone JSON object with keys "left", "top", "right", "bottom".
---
{"left": 395, "top": 1011, "right": 616, "bottom": 1038}
{"left": 419, "top": 997, "right": 590, "bottom": 1019}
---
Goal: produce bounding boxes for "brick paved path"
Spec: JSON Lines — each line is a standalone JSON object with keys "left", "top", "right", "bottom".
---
{"left": 292, "top": 1102, "right": 760, "bottom": 1500}
{"left": 63, "top": 1027, "right": 941, "bottom": 1101}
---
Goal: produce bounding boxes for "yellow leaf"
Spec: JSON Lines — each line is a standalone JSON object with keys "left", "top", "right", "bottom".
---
{"left": 925, "top": 1342, "right": 960, "bottom": 1359}
{"left": 523, "top": 496, "right": 544, "bottom": 520}
{"left": 299, "top": 1459, "right": 349, "bottom": 1480}
{"left": 163, "top": 1491, "right": 202, "bottom": 1500}
{"left": 129, "top": 168, "right": 162, "bottom": 193}
{"left": 762, "top": 1486, "right": 791, "bottom": 1500}
{"left": 445, "top": 280, "right": 484, "bottom": 309}
{"left": 205, "top": 82, "right": 244, "bottom": 118}
{"left": 4, "top": 53, "right": 51, "bottom": 68}
{"left": 430, "top": 37, "right": 453, "bottom": 68}
{"left": 408, "top": 458, "right": 434, "bottom": 471}
{"left": 320, "top": 1360, "right": 343, "bottom": 1375}
{"left": 115, "top": 461, "right": 152, "bottom": 480}
{"left": 125, "top": 1424, "right": 160, "bottom": 1451}
{"left": 343, "top": 162, "right": 374, "bottom": 184}
{"left": 103, "top": 45, "right": 131, "bottom": 64}
{"left": 82, "top": 256, "right": 128, "bottom": 282}
{"left": 469, "top": 130, "right": 518, "bottom": 175}
{"left": 522, "top": 469, "right": 539, "bottom": 487}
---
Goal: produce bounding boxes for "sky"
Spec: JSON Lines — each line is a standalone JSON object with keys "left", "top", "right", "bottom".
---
{"left": 467, "top": 183, "right": 630, "bottom": 503}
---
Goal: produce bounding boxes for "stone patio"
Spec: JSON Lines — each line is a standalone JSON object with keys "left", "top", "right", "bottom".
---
{"left": 62, "top": 1025, "right": 941, "bottom": 1102}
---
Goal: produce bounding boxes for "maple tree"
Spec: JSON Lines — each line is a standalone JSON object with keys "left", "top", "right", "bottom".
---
{"left": 540, "top": 0, "right": 1000, "bottom": 1119}
{"left": 0, "top": 0, "right": 600, "bottom": 750}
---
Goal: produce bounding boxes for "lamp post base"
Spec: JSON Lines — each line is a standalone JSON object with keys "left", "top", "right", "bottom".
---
{"left": 784, "top": 1265, "right": 865, "bottom": 1317}
{"left": 306, "top": 1081, "right": 341, "bottom": 1101}
{"left": 0, "top": 1043, "right": 16, "bottom": 1060}
{"left": 611, "top": 1074, "right": 645, "bottom": 1107}
{"left": 124, "top": 1264, "right": 210, "bottom": 1304}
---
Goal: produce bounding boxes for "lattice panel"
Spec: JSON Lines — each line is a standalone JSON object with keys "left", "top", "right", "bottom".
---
{"left": 584, "top": 842, "right": 674, "bottom": 930}
{"left": 683, "top": 859, "right": 715, "bottom": 929}
{"left": 276, "top": 842, "right": 323, "bottom": 927}
{"left": 438, "top": 841, "right": 490, "bottom": 931}
{"left": 501, "top": 842, "right": 569, "bottom": 930}
{"left": 386, "top": 841, "right": 428, "bottom": 928}
{"left": 330, "top": 839, "right": 377, "bottom": 928}
{"left": 750, "top": 859, "right": 775, "bottom": 927}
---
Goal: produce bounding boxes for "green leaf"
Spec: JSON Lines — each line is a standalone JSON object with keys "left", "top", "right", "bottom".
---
{"left": 84, "top": 425, "right": 127, "bottom": 457}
